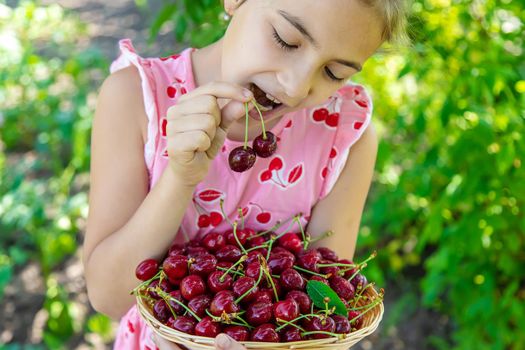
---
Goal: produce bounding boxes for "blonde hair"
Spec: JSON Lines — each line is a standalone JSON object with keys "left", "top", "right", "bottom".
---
{"left": 358, "top": 0, "right": 413, "bottom": 49}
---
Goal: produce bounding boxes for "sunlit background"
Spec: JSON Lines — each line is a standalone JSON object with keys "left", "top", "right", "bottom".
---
{"left": 0, "top": 0, "right": 523, "bottom": 349}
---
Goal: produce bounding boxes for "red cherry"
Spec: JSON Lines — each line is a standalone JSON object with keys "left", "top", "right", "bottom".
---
{"left": 168, "top": 316, "right": 196, "bottom": 334}
{"left": 188, "top": 294, "right": 212, "bottom": 318}
{"left": 256, "top": 212, "right": 271, "bottom": 223}
{"left": 350, "top": 273, "right": 368, "bottom": 290}
{"left": 162, "top": 255, "right": 188, "bottom": 282}
{"left": 232, "top": 277, "right": 258, "bottom": 303}
{"left": 318, "top": 247, "right": 339, "bottom": 261}
{"left": 285, "top": 291, "right": 312, "bottom": 314}
{"left": 250, "top": 323, "right": 280, "bottom": 342}
{"left": 268, "top": 157, "right": 283, "bottom": 171}
{"left": 207, "top": 270, "right": 233, "bottom": 293}
{"left": 189, "top": 253, "right": 217, "bottom": 276}
{"left": 332, "top": 315, "right": 351, "bottom": 334}
{"left": 329, "top": 276, "right": 355, "bottom": 300}
{"left": 201, "top": 232, "right": 226, "bottom": 252}
{"left": 152, "top": 299, "right": 170, "bottom": 323}
{"left": 167, "top": 86, "right": 177, "bottom": 98}
{"left": 209, "top": 211, "right": 223, "bottom": 226}
{"left": 215, "top": 245, "right": 242, "bottom": 262}
{"left": 167, "top": 290, "right": 185, "bottom": 315}
{"left": 313, "top": 108, "right": 329, "bottom": 122}
{"left": 225, "top": 229, "right": 248, "bottom": 246}
{"left": 253, "top": 131, "right": 278, "bottom": 158}
{"left": 348, "top": 310, "right": 364, "bottom": 329}
{"left": 304, "top": 316, "right": 336, "bottom": 339}
{"left": 280, "top": 326, "right": 304, "bottom": 342}
{"left": 277, "top": 233, "right": 303, "bottom": 254}
{"left": 135, "top": 258, "right": 159, "bottom": 281}
{"left": 198, "top": 214, "right": 211, "bottom": 228}
{"left": 272, "top": 299, "right": 299, "bottom": 322}
{"left": 267, "top": 252, "right": 295, "bottom": 274}
{"left": 180, "top": 275, "right": 206, "bottom": 300}
{"left": 246, "top": 301, "right": 273, "bottom": 326}
{"left": 229, "top": 146, "right": 257, "bottom": 172}
{"left": 224, "top": 325, "right": 250, "bottom": 341}
{"left": 280, "top": 268, "right": 306, "bottom": 291}
{"left": 209, "top": 290, "right": 240, "bottom": 316}
{"left": 260, "top": 170, "right": 272, "bottom": 182}
{"left": 195, "top": 316, "right": 222, "bottom": 338}
{"left": 325, "top": 113, "right": 339, "bottom": 127}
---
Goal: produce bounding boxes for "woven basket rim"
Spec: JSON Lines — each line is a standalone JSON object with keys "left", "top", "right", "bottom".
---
{"left": 136, "top": 284, "right": 384, "bottom": 348}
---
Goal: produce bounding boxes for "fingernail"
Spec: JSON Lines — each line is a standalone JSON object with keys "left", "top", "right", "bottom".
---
{"left": 243, "top": 89, "right": 253, "bottom": 99}
{"left": 216, "top": 334, "right": 231, "bottom": 348}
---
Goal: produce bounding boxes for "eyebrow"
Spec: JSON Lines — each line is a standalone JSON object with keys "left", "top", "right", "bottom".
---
{"left": 278, "top": 10, "right": 363, "bottom": 72}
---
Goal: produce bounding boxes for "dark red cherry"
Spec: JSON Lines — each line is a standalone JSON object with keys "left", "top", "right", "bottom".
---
{"left": 168, "top": 316, "right": 196, "bottom": 334}
{"left": 329, "top": 276, "right": 355, "bottom": 300}
{"left": 253, "top": 131, "right": 277, "bottom": 158}
{"left": 226, "top": 229, "right": 249, "bottom": 246}
{"left": 272, "top": 299, "right": 299, "bottom": 322}
{"left": 309, "top": 275, "right": 329, "bottom": 286}
{"left": 280, "top": 268, "right": 306, "bottom": 291}
{"left": 285, "top": 291, "right": 312, "bottom": 314}
{"left": 245, "top": 251, "right": 264, "bottom": 265}
{"left": 207, "top": 271, "right": 233, "bottom": 293}
{"left": 217, "top": 261, "right": 234, "bottom": 269}
{"left": 224, "top": 325, "right": 250, "bottom": 341}
{"left": 180, "top": 275, "right": 206, "bottom": 300}
{"left": 135, "top": 258, "right": 159, "bottom": 281}
{"left": 209, "top": 290, "right": 240, "bottom": 316}
{"left": 338, "top": 259, "right": 357, "bottom": 278}
{"left": 253, "top": 290, "right": 273, "bottom": 304}
{"left": 332, "top": 315, "right": 351, "bottom": 334}
{"left": 297, "top": 251, "right": 320, "bottom": 272}
{"left": 194, "top": 316, "right": 222, "bottom": 338}
{"left": 232, "top": 277, "right": 259, "bottom": 303}
{"left": 168, "top": 243, "right": 185, "bottom": 257}
{"left": 215, "top": 245, "right": 243, "bottom": 262}
{"left": 201, "top": 232, "right": 226, "bottom": 252}
{"left": 246, "top": 301, "right": 273, "bottom": 326}
{"left": 350, "top": 273, "right": 368, "bottom": 290}
{"left": 250, "top": 323, "right": 280, "bottom": 342}
{"left": 277, "top": 233, "right": 303, "bottom": 254}
{"left": 152, "top": 299, "right": 170, "bottom": 323}
{"left": 188, "top": 294, "right": 212, "bottom": 318}
{"left": 304, "top": 316, "right": 336, "bottom": 339}
{"left": 279, "top": 326, "right": 304, "bottom": 342}
{"left": 229, "top": 146, "right": 256, "bottom": 172}
{"left": 186, "top": 246, "right": 208, "bottom": 259}
{"left": 267, "top": 252, "right": 295, "bottom": 274}
{"left": 318, "top": 247, "right": 339, "bottom": 261}
{"left": 147, "top": 279, "right": 172, "bottom": 299}
{"left": 167, "top": 290, "right": 185, "bottom": 315}
{"left": 348, "top": 310, "right": 364, "bottom": 330}
{"left": 162, "top": 255, "right": 188, "bottom": 281}
{"left": 245, "top": 262, "right": 262, "bottom": 279}
{"left": 189, "top": 254, "right": 217, "bottom": 276}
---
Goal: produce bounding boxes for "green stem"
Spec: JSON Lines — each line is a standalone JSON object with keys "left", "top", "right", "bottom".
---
{"left": 217, "top": 266, "right": 245, "bottom": 278}
{"left": 235, "top": 262, "right": 264, "bottom": 304}
{"left": 349, "top": 297, "right": 383, "bottom": 324}
{"left": 220, "top": 255, "right": 247, "bottom": 281}
{"left": 157, "top": 289, "right": 202, "bottom": 322}
{"left": 275, "top": 313, "right": 321, "bottom": 332}
{"left": 293, "top": 265, "right": 329, "bottom": 278}
{"left": 244, "top": 103, "right": 249, "bottom": 149}
{"left": 233, "top": 221, "right": 247, "bottom": 254}
{"left": 219, "top": 198, "right": 234, "bottom": 228}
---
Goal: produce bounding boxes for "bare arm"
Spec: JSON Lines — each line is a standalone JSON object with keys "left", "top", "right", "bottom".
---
{"left": 306, "top": 122, "right": 379, "bottom": 261}
{"left": 82, "top": 66, "right": 195, "bottom": 320}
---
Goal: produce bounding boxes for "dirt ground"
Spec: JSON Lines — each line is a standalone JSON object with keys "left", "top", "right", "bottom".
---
{"left": 1, "top": 1, "right": 450, "bottom": 349}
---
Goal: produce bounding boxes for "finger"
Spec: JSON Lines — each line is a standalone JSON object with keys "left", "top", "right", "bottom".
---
{"left": 168, "top": 130, "right": 211, "bottom": 163}
{"left": 167, "top": 114, "right": 217, "bottom": 141}
{"left": 153, "top": 333, "right": 184, "bottom": 349}
{"left": 206, "top": 127, "right": 226, "bottom": 160}
{"left": 219, "top": 96, "right": 259, "bottom": 132}
{"left": 176, "top": 81, "right": 253, "bottom": 106}
{"left": 214, "top": 334, "right": 247, "bottom": 350}
{"left": 168, "top": 95, "right": 221, "bottom": 126}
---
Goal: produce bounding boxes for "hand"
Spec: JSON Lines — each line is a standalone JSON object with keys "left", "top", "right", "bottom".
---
{"left": 165, "top": 81, "right": 255, "bottom": 188}
{"left": 153, "top": 333, "right": 247, "bottom": 350}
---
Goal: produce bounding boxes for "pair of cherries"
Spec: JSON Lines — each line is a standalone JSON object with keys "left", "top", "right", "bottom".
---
{"left": 228, "top": 100, "right": 278, "bottom": 172}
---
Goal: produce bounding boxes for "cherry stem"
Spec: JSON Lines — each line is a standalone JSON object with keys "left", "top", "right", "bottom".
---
{"left": 217, "top": 266, "right": 245, "bottom": 277}
{"left": 261, "top": 259, "right": 279, "bottom": 302}
{"left": 349, "top": 295, "right": 383, "bottom": 324}
{"left": 301, "top": 331, "right": 341, "bottom": 339}
{"left": 233, "top": 314, "right": 255, "bottom": 329}
{"left": 307, "top": 230, "right": 334, "bottom": 245}
{"left": 237, "top": 208, "right": 245, "bottom": 230}
{"left": 131, "top": 270, "right": 162, "bottom": 294}
{"left": 219, "top": 256, "right": 247, "bottom": 281}
{"left": 245, "top": 244, "right": 269, "bottom": 253}
{"left": 156, "top": 288, "right": 202, "bottom": 322}
{"left": 292, "top": 215, "right": 308, "bottom": 249}
{"left": 347, "top": 251, "right": 377, "bottom": 282}
{"left": 352, "top": 282, "right": 375, "bottom": 308}
{"left": 243, "top": 102, "right": 249, "bottom": 149}
{"left": 235, "top": 260, "right": 264, "bottom": 304}
{"left": 318, "top": 262, "right": 357, "bottom": 268}
{"left": 275, "top": 313, "right": 321, "bottom": 332}
{"left": 293, "top": 265, "right": 329, "bottom": 278}
{"left": 233, "top": 221, "right": 248, "bottom": 254}
{"left": 249, "top": 99, "right": 267, "bottom": 139}
{"left": 219, "top": 198, "right": 234, "bottom": 228}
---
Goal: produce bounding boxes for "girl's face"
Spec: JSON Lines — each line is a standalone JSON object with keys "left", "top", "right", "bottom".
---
{"left": 221, "top": 0, "right": 384, "bottom": 116}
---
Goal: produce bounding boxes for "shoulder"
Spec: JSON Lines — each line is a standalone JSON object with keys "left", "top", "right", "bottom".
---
{"left": 98, "top": 66, "right": 148, "bottom": 143}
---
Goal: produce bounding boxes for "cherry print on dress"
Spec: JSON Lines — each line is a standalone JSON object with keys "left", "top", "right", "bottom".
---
{"left": 160, "top": 54, "right": 181, "bottom": 61}
{"left": 192, "top": 189, "right": 226, "bottom": 229}
{"left": 321, "top": 146, "right": 338, "bottom": 180}
{"left": 127, "top": 319, "right": 135, "bottom": 333}
{"left": 161, "top": 118, "right": 167, "bottom": 138}
{"left": 258, "top": 156, "right": 304, "bottom": 190}
{"left": 167, "top": 77, "right": 187, "bottom": 99}
{"left": 311, "top": 97, "right": 339, "bottom": 129}
{"left": 249, "top": 202, "right": 272, "bottom": 224}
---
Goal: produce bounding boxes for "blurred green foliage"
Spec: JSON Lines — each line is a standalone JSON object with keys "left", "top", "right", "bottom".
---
{"left": 0, "top": 0, "right": 523, "bottom": 349}
{"left": 0, "top": 1, "right": 112, "bottom": 348}
{"left": 144, "top": 0, "right": 524, "bottom": 349}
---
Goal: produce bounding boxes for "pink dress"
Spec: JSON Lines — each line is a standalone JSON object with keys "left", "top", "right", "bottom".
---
{"left": 110, "top": 38, "right": 373, "bottom": 349}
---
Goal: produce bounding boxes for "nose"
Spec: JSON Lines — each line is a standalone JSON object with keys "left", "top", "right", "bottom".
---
{"left": 279, "top": 66, "right": 315, "bottom": 106}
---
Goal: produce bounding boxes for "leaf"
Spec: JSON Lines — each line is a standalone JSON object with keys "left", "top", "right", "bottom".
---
{"left": 197, "top": 189, "right": 223, "bottom": 203}
{"left": 287, "top": 164, "right": 303, "bottom": 184}
{"left": 306, "top": 280, "right": 348, "bottom": 317}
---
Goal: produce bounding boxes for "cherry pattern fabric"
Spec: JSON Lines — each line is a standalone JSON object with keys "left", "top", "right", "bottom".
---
{"left": 110, "top": 38, "right": 372, "bottom": 349}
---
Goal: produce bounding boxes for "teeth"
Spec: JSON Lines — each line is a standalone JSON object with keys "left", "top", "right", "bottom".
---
{"left": 265, "top": 93, "right": 282, "bottom": 105}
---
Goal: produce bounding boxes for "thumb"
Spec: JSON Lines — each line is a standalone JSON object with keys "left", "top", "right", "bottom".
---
{"left": 215, "top": 334, "right": 246, "bottom": 350}
{"left": 206, "top": 99, "right": 255, "bottom": 160}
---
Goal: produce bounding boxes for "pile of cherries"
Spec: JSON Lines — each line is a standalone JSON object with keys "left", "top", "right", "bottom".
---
{"left": 133, "top": 211, "right": 383, "bottom": 343}
{"left": 228, "top": 98, "right": 278, "bottom": 173}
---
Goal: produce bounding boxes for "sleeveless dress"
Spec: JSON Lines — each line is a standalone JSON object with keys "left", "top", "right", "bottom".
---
{"left": 110, "top": 38, "right": 373, "bottom": 349}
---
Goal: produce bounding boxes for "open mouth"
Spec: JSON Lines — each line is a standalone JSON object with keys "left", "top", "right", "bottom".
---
{"left": 249, "top": 83, "right": 283, "bottom": 112}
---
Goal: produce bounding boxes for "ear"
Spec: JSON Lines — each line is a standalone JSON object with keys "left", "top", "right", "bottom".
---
{"left": 224, "top": 0, "right": 247, "bottom": 16}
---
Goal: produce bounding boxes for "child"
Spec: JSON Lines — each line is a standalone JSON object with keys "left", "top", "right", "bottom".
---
{"left": 82, "top": 0, "right": 409, "bottom": 349}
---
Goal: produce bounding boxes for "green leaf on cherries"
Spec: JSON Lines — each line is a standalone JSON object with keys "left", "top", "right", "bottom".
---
{"left": 306, "top": 280, "right": 349, "bottom": 318}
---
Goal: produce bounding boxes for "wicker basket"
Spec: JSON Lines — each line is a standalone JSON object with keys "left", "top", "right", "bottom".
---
{"left": 136, "top": 285, "right": 384, "bottom": 350}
